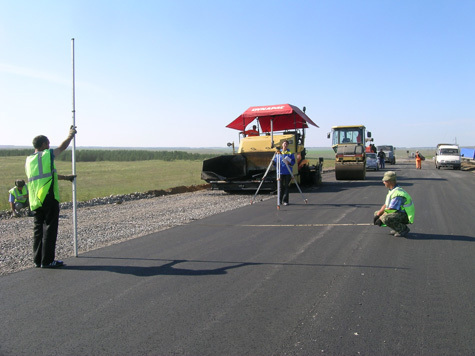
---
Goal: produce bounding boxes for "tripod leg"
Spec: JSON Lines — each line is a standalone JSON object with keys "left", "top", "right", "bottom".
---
{"left": 251, "top": 152, "right": 276, "bottom": 204}
{"left": 283, "top": 159, "right": 308, "bottom": 204}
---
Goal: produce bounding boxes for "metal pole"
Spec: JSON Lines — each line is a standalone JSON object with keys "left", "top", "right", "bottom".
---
{"left": 271, "top": 118, "right": 274, "bottom": 148}
{"left": 71, "top": 38, "right": 78, "bottom": 257}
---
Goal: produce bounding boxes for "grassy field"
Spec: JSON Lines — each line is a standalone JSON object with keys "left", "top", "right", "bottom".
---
{"left": 0, "top": 147, "right": 435, "bottom": 211}
{"left": 1, "top": 156, "right": 204, "bottom": 211}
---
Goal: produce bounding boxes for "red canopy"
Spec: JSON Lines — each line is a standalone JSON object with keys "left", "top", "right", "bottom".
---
{"left": 226, "top": 104, "right": 319, "bottom": 132}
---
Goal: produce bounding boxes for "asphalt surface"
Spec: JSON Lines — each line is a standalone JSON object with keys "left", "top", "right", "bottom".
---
{"left": 1, "top": 161, "right": 474, "bottom": 356}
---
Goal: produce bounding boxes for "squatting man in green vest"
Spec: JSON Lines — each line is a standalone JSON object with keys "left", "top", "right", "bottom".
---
{"left": 8, "top": 179, "right": 29, "bottom": 217}
{"left": 373, "top": 171, "right": 415, "bottom": 238}
{"left": 25, "top": 126, "right": 77, "bottom": 268}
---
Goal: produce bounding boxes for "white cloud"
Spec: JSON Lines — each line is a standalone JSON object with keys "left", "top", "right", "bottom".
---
{"left": 0, "top": 62, "right": 69, "bottom": 86}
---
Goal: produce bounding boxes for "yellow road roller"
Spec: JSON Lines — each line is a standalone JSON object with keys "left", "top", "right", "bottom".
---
{"left": 328, "top": 125, "right": 372, "bottom": 180}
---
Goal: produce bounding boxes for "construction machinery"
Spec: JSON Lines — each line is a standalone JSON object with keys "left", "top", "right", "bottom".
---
{"left": 328, "top": 125, "right": 372, "bottom": 180}
{"left": 201, "top": 104, "right": 323, "bottom": 192}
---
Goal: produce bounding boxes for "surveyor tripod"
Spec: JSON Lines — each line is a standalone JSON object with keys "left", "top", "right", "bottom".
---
{"left": 251, "top": 151, "right": 308, "bottom": 209}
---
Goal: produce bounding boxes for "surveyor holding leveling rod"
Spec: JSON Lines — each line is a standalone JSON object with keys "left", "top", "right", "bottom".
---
{"left": 25, "top": 126, "right": 77, "bottom": 268}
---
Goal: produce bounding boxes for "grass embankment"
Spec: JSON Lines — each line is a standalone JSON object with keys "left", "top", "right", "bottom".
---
{"left": 0, "top": 156, "right": 204, "bottom": 211}
{"left": 0, "top": 147, "right": 435, "bottom": 211}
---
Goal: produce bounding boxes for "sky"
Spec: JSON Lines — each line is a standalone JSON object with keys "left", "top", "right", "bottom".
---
{"left": 1, "top": 0, "right": 474, "bottom": 149}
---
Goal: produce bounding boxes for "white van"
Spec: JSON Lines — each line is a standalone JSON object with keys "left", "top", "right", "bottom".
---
{"left": 376, "top": 145, "right": 396, "bottom": 164}
{"left": 435, "top": 144, "right": 461, "bottom": 170}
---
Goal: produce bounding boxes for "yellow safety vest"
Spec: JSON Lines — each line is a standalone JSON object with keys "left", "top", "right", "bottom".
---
{"left": 384, "top": 186, "right": 415, "bottom": 224}
{"left": 9, "top": 186, "right": 28, "bottom": 203}
{"left": 25, "top": 149, "right": 60, "bottom": 210}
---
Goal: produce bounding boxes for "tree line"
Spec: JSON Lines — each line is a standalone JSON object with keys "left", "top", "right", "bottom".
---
{"left": 0, "top": 149, "right": 218, "bottom": 162}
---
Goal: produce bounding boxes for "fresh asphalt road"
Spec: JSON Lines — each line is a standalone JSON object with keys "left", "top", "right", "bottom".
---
{"left": 1, "top": 161, "right": 474, "bottom": 356}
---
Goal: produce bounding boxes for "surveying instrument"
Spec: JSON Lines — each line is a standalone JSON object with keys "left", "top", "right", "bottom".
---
{"left": 251, "top": 149, "right": 308, "bottom": 209}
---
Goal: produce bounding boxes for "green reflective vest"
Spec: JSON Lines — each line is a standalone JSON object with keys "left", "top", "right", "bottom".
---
{"left": 384, "top": 186, "right": 415, "bottom": 224}
{"left": 9, "top": 186, "right": 28, "bottom": 203}
{"left": 25, "top": 149, "right": 60, "bottom": 210}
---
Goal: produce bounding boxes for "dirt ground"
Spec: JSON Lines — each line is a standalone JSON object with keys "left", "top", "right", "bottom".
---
{"left": 461, "top": 159, "right": 475, "bottom": 171}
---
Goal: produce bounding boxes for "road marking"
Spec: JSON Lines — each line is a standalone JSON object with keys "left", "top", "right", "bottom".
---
{"left": 198, "top": 223, "right": 373, "bottom": 227}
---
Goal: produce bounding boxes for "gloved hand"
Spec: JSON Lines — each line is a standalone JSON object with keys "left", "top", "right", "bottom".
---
{"left": 68, "top": 125, "right": 77, "bottom": 139}
{"left": 373, "top": 215, "right": 381, "bottom": 225}
{"left": 65, "top": 175, "right": 76, "bottom": 182}
{"left": 373, "top": 215, "right": 383, "bottom": 226}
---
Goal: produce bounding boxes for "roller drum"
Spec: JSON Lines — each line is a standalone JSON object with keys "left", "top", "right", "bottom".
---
{"left": 335, "top": 162, "right": 366, "bottom": 180}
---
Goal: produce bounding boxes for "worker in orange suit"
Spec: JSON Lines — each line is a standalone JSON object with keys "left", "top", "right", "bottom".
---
{"left": 415, "top": 151, "right": 423, "bottom": 169}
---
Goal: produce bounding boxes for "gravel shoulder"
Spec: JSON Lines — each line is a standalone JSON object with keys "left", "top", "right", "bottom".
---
{"left": 0, "top": 190, "right": 272, "bottom": 276}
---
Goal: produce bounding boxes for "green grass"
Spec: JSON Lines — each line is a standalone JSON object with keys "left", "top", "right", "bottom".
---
{"left": 305, "top": 149, "right": 337, "bottom": 170}
{"left": 394, "top": 148, "right": 434, "bottom": 160}
{"left": 1, "top": 147, "right": 435, "bottom": 211}
{"left": 1, "top": 156, "right": 204, "bottom": 211}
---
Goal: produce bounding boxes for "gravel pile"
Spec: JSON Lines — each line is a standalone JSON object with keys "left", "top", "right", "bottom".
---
{"left": 0, "top": 189, "right": 271, "bottom": 276}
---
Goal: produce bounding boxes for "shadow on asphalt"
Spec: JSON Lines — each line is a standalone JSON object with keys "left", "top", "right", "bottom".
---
{"left": 315, "top": 180, "right": 388, "bottom": 190}
{"left": 277, "top": 203, "right": 380, "bottom": 210}
{"left": 400, "top": 177, "right": 447, "bottom": 182}
{"left": 62, "top": 257, "right": 409, "bottom": 277}
{"left": 407, "top": 233, "right": 474, "bottom": 242}
{"left": 63, "top": 260, "right": 253, "bottom": 277}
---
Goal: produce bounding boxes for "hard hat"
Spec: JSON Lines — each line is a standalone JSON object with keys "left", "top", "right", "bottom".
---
{"left": 382, "top": 171, "right": 397, "bottom": 182}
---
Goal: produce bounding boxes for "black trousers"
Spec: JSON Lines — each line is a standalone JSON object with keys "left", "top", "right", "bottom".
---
{"left": 280, "top": 174, "right": 291, "bottom": 204}
{"left": 32, "top": 193, "right": 60, "bottom": 266}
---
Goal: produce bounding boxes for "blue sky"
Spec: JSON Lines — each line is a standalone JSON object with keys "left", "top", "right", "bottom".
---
{"left": 1, "top": 0, "right": 474, "bottom": 149}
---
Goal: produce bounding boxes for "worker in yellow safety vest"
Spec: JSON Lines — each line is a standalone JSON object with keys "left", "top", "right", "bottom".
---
{"left": 373, "top": 171, "right": 415, "bottom": 238}
{"left": 25, "top": 126, "right": 77, "bottom": 268}
{"left": 8, "top": 179, "right": 29, "bottom": 217}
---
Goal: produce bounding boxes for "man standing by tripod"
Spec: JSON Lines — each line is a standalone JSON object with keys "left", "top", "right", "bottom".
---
{"left": 274, "top": 140, "right": 295, "bottom": 206}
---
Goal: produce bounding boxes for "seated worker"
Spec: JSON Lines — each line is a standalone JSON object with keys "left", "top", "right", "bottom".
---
{"left": 297, "top": 149, "right": 309, "bottom": 169}
{"left": 244, "top": 125, "right": 259, "bottom": 136}
{"left": 9, "top": 179, "right": 29, "bottom": 217}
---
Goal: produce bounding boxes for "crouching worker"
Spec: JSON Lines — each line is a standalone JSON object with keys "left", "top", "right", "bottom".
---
{"left": 373, "top": 171, "right": 414, "bottom": 237}
{"left": 9, "top": 179, "right": 29, "bottom": 217}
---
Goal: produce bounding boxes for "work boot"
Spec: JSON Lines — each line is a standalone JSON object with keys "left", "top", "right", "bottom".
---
{"left": 394, "top": 227, "right": 410, "bottom": 237}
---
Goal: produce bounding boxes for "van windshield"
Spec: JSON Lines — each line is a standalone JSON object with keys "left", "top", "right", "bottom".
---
{"left": 378, "top": 146, "right": 393, "bottom": 151}
{"left": 440, "top": 149, "right": 459, "bottom": 155}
